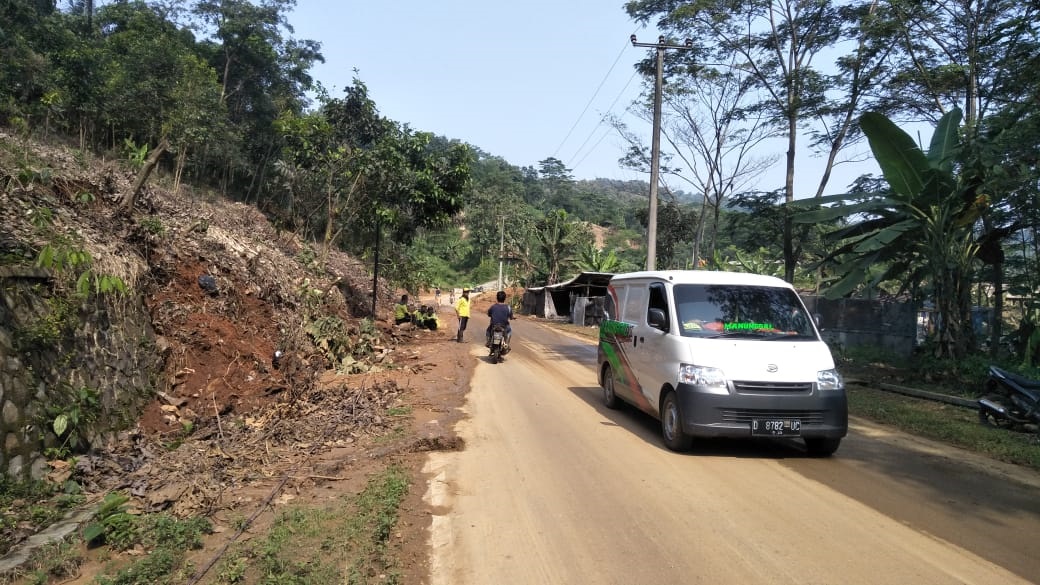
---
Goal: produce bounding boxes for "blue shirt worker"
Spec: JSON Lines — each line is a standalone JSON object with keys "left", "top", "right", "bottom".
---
{"left": 486, "top": 290, "right": 514, "bottom": 346}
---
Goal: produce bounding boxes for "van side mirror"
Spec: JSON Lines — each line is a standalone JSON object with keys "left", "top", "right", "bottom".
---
{"left": 648, "top": 308, "right": 669, "bottom": 331}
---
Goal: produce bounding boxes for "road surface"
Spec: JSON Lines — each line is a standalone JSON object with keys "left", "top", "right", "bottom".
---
{"left": 424, "top": 315, "right": 1040, "bottom": 585}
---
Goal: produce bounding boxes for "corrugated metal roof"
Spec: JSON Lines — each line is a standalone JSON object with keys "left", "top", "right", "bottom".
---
{"left": 526, "top": 272, "right": 615, "bottom": 292}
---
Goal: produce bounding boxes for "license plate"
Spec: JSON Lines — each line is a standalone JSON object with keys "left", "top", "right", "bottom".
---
{"left": 751, "top": 419, "right": 801, "bottom": 437}
{"left": 492, "top": 332, "right": 503, "bottom": 343}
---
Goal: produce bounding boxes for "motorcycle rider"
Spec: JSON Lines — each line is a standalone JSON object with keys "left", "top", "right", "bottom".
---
{"left": 486, "top": 290, "right": 514, "bottom": 348}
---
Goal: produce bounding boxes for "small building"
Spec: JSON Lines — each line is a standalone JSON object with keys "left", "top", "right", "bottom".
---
{"left": 521, "top": 272, "right": 614, "bottom": 325}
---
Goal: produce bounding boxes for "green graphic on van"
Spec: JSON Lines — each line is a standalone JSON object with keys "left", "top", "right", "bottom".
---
{"left": 600, "top": 319, "right": 632, "bottom": 337}
{"left": 724, "top": 322, "right": 773, "bottom": 331}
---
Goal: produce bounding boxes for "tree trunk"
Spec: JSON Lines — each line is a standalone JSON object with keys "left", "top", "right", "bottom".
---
{"left": 174, "top": 148, "right": 188, "bottom": 193}
{"left": 121, "top": 138, "right": 168, "bottom": 212}
{"left": 783, "top": 114, "right": 797, "bottom": 283}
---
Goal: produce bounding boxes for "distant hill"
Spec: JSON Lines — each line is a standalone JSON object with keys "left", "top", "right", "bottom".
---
{"left": 575, "top": 178, "right": 703, "bottom": 207}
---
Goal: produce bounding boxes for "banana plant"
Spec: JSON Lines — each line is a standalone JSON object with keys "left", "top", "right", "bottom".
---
{"left": 795, "top": 107, "right": 987, "bottom": 358}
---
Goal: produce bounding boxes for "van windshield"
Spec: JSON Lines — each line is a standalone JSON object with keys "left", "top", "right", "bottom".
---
{"left": 674, "top": 284, "right": 817, "bottom": 340}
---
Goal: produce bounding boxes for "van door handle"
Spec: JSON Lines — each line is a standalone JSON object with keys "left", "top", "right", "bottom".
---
{"left": 632, "top": 337, "right": 638, "bottom": 347}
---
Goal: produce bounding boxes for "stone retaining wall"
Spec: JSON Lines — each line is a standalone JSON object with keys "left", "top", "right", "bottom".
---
{"left": 0, "top": 266, "right": 161, "bottom": 480}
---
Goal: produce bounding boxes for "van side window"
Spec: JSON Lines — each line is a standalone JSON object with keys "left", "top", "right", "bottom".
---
{"left": 648, "top": 283, "right": 669, "bottom": 331}
{"left": 623, "top": 286, "right": 646, "bottom": 323}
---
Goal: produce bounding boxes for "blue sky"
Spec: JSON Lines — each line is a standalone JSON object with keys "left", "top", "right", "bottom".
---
{"left": 287, "top": 1, "right": 661, "bottom": 182}
{"left": 286, "top": 2, "right": 880, "bottom": 193}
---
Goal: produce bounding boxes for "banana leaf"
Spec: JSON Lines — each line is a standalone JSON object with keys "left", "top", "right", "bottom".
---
{"left": 927, "top": 107, "right": 963, "bottom": 172}
{"left": 792, "top": 197, "right": 902, "bottom": 224}
{"left": 822, "top": 265, "right": 870, "bottom": 299}
{"left": 822, "top": 215, "right": 904, "bottom": 242}
{"left": 860, "top": 112, "right": 930, "bottom": 199}
{"left": 849, "top": 219, "right": 917, "bottom": 253}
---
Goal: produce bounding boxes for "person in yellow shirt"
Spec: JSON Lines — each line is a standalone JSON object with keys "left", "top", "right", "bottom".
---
{"left": 454, "top": 289, "right": 470, "bottom": 342}
{"left": 394, "top": 294, "right": 412, "bottom": 325}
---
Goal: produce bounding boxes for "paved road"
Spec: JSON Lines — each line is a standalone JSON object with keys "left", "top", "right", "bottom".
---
{"left": 425, "top": 315, "right": 1040, "bottom": 585}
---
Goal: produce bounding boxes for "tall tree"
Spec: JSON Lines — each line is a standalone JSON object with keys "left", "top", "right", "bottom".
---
{"left": 0, "top": 0, "right": 63, "bottom": 124}
{"left": 465, "top": 152, "right": 532, "bottom": 263}
{"left": 192, "top": 0, "right": 323, "bottom": 199}
{"left": 276, "top": 80, "right": 472, "bottom": 276}
{"left": 663, "top": 64, "right": 777, "bottom": 268}
{"left": 531, "top": 209, "right": 592, "bottom": 285}
{"left": 93, "top": 1, "right": 202, "bottom": 147}
{"left": 527, "top": 156, "right": 575, "bottom": 212}
{"left": 612, "top": 58, "right": 776, "bottom": 270}
{"left": 627, "top": 0, "right": 849, "bottom": 282}
{"left": 626, "top": 1, "right": 907, "bottom": 283}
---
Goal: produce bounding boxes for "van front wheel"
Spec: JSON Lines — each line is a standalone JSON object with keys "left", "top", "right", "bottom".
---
{"left": 661, "top": 391, "right": 692, "bottom": 452}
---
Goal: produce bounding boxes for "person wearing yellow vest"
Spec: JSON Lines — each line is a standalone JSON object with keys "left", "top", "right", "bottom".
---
{"left": 394, "top": 294, "right": 412, "bottom": 325}
{"left": 454, "top": 289, "right": 470, "bottom": 342}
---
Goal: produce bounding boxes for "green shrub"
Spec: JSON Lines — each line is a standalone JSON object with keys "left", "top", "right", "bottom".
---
{"left": 83, "top": 492, "right": 135, "bottom": 548}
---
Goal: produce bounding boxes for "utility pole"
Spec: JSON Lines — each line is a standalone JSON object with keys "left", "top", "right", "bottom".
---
{"left": 631, "top": 35, "right": 693, "bottom": 271}
{"left": 497, "top": 215, "right": 505, "bottom": 291}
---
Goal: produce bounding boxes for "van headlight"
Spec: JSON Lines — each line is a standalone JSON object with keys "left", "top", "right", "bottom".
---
{"left": 817, "top": 369, "right": 844, "bottom": 391}
{"left": 679, "top": 364, "right": 727, "bottom": 389}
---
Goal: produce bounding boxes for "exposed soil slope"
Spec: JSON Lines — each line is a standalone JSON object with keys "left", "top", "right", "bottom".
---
{"left": 0, "top": 132, "right": 479, "bottom": 583}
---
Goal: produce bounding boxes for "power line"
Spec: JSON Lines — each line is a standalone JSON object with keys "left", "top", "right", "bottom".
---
{"left": 550, "top": 34, "right": 635, "bottom": 161}
{"left": 565, "top": 68, "right": 640, "bottom": 169}
{"left": 570, "top": 125, "right": 615, "bottom": 172}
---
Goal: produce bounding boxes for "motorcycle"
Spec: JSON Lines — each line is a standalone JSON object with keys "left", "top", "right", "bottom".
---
{"left": 488, "top": 323, "right": 510, "bottom": 364}
{"left": 978, "top": 365, "right": 1040, "bottom": 431}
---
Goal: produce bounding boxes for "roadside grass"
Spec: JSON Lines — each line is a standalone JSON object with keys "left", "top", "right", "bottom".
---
{"left": 92, "top": 513, "right": 212, "bottom": 585}
{"left": 847, "top": 385, "right": 1040, "bottom": 470}
{"left": 0, "top": 477, "right": 84, "bottom": 558}
{"left": 3, "top": 540, "right": 83, "bottom": 585}
{"left": 2, "top": 511, "right": 211, "bottom": 585}
{"left": 213, "top": 463, "right": 410, "bottom": 585}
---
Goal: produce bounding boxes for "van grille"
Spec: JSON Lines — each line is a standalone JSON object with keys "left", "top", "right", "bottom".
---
{"left": 732, "top": 380, "right": 813, "bottom": 393}
{"left": 720, "top": 409, "right": 827, "bottom": 424}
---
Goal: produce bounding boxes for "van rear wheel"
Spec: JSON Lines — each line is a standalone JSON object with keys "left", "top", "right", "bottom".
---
{"left": 602, "top": 366, "right": 620, "bottom": 409}
{"left": 661, "top": 391, "right": 692, "bottom": 452}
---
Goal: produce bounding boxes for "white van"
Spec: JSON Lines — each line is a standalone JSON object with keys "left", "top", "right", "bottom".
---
{"left": 597, "top": 270, "right": 847, "bottom": 456}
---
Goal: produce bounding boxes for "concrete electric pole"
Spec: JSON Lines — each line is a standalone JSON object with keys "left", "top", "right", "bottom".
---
{"left": 630, "top": 35, "right": 693, "bottom": 271}
{"left": 497, "top": 215, "right": 505, "bottom": 291}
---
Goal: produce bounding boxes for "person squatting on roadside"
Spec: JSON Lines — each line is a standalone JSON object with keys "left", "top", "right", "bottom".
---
{"left": 394, "top": 294, "right": 412, "bottom": 325}
{"left": 415, "top": 305, "right": 439, "bottom": 330}
{"left": 486, "top": 290, "right": 513, "bottom": 347}
{"left": 454, "top": 289, "right": 470, "bottom": 342}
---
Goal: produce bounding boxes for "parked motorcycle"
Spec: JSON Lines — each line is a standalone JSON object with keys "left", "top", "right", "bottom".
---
{"left": 978, "top": 365, "right": 1040, "bottom": 431}
{"left": 489, "top": 323, "right": 510, "bottom": 364}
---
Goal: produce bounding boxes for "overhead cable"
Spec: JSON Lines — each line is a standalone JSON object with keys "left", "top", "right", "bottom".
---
{"left": 550, "top": 33, "right": 636, "bottom": 160}
{"left": 566, "top": 68, "right": 641, "bottom": 170}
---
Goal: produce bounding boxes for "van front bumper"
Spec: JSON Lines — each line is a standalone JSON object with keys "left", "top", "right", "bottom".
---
{"left": 674, "top": 382, "right": 848, "bottom": 439}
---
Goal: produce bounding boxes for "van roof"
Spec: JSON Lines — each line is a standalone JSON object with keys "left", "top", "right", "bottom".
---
{"left": 608, "top": 270, "right": 792, "bottom": 288}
